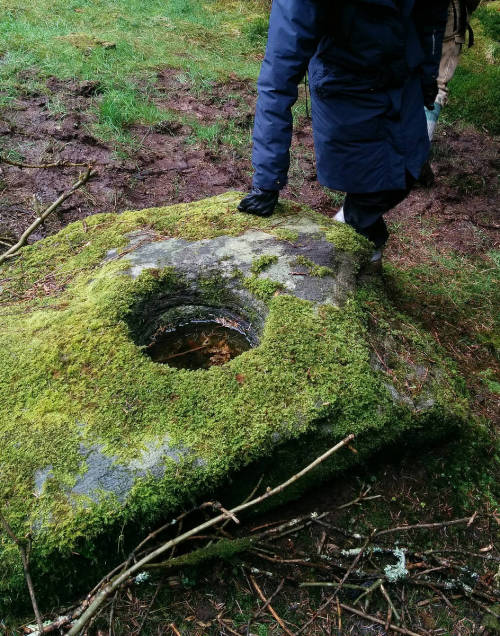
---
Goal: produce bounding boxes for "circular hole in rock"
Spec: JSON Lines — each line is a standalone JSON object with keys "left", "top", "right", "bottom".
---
{"left": 146, "top": 319, "right": 254, "bottom": 370}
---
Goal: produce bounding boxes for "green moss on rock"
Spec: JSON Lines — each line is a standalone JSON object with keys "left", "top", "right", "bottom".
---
{"left": 0, "top": 192, "right": 470, "bottom": 609}
{"left": 294, "top": 255, "right": 335, "bottom": 278}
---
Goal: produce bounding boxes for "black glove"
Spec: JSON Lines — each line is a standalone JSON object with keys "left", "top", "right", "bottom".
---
{"left": 422, "top": 78, "right": 438, "bottom": 110}
{"left": 238, "top": 187, "right": 279, "bottom": 218}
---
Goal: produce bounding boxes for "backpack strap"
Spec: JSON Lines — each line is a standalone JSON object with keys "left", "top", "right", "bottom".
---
{"left": 458, "top": 0, "right": 478, "bottom": 47}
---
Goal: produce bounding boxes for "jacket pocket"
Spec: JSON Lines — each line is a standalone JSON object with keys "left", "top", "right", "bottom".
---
{"left": 311, "top": 79, "right": 389, "bottom": 142}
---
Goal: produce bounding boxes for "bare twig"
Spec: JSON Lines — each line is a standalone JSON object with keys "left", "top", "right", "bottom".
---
{"left": 250, "top": 575, "right": 295, "bottom": 636}
{"left": 420, "top": 548, "right": 500, "bottom": 562}
{"left": 0, "top": 155, "right": 90, "bottom": 169}
{"left": 0, "top": 511, "right": 43, "bottom": 633}
{"left": 337, "top": 484, "right": 381, "bottom": 510}
{"left": 0, "top": 167, "right": 96, "bottom": 265}
{"left": 380, "top": 583, "right": 401, "bottom": 621}
{"left": 374, "top": 516, "right": 474, "bottom": 537}
{"left": 220, "top": 474, "right": 263, "bottom": 533}
{"left": 352, "top": 578, "right": 383, "bottom": 605}
{"left": 300, "top": 582, "right": 367, "bottom": 592}
{"left": 466, "top": 594, "right": 500, "bottom": 619}
{"left": 252, "top": 577, "right": 285, "bottom": 620}
{"left": 217, "top": 617, "right": 242, "bottom": 636}
{"left": 251, "top": 549, "right": 333, "bottom": 572}
{"left": 339, "top": 603, "right": 424, "bottom": 636}
{"left": 108, "top": 591, "right": 118, "bottom": 636}
{"left": 64, "top": 435, "right": 354, "bottom": 635}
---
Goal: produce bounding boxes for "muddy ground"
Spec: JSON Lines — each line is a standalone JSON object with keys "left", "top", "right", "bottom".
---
{"left": 1, "top": 73, "right": 499, "bottom": 635}
{"left": 1, "top": 72, "right": 497, "bottom": 252}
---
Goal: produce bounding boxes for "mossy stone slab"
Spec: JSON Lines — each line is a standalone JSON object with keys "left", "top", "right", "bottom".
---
{"left": 0, "top": 192, "right": 467, "bottom": 606}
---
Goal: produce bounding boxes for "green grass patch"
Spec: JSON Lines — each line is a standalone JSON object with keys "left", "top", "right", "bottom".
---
{"left": 0, "top": 0, "right": 268, "bottom": 144}
{"left": 444, "top": 1, "right": 500, "bottom": 133}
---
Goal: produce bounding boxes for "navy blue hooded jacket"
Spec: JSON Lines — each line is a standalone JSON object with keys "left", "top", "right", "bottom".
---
{"left": 251, "top": 0, "right": 448, "bottom": 194}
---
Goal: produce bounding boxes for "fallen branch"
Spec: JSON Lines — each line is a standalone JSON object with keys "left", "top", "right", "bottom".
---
{"left": 351, "top": 578, "right": 383, "bottom": 605}
{"left": 62, "top": 434, "right": 354, "bottom": 635}
{"left": 380, "top": 583, "right": 401, "bottom": 622}
{"left": 0, "top": 167, "right": 95, "bottom": 265}
{"left": 374, "top": 515, "right": 475, "bottom": 537}
{"left": 0, "top": 154, "right": 90, "bottom": 169}
{"left": 0, "top": 511, "right": 43, "bottom": 633}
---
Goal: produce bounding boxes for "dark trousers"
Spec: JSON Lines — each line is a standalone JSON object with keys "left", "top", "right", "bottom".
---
{"left": 343, "top": 173, "right": 416, "bottom": 248}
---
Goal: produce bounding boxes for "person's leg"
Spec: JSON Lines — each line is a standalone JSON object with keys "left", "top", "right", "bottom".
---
{"left": 426, "top": 1, "right": 464, "bottom": 140}
{"left": 341, "top": 174, "right": 415, "bottom": 251}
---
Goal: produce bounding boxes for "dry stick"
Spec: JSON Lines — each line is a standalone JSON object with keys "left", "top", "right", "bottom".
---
{"left": 66, "top": 434, "right": 354, "bottom": 635}
{"left": 253, "top": 578, "right": 285, "bottom": 620}
{"left": 374, "top": 516, "right": 474, "bottom": 537}
{"left": 339, "top": 604, "right": 424, "bottom": 636}
{"left": 351, "top": 578, "right": 383, "bottom": 605}
{"left": 380, "top": 583, "right": 401, "bottom": 622}
{"left": 217, "top": 617, "right": 241, "bottom": 636}
{"left": 416, "top": 594, "right": 462, "bottom": 608}
{"left": 221, "top": 474, "right": 264, "bottom": 533}
{"left": 108, "top": 591, "right": 118, "bottom": 636}
{"left": 0, "top": 155, "right": 90, "bottom": 169}
{"left": 420, "top": 548, "right": 500, "bottom": 562}
{"left": 337, "top": 485, "right": 381, "bottom": 510}
{"left": 85, "top": 502, "right": 219, "bottom": 600}
{"left": 0, "top": 167, "right": 95, "bottom": 265}
{"left": 336, "top": 597, "right": 341, "bottom": 635}
{"left": 250, "top": 575, "right": 295, "bottom": 636}
{"left": 467, "top": 595, "right": 500, "bottom": 619}
{"left": 0, "top": 512, "right": 43, "bottom": 633}
{"left": 385, "top": 606, "right": 392, "bottom": 632}
{"left": 300, "top": 582, "right": 367, "bottom": 592}
{"left": 295, "top": 533, "right": 373, "bottom": 635}
{"left": 251, "top": 550, "right": 333, "bottom": 572}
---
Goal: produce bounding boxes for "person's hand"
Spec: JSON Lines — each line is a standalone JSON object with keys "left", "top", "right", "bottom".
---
{"left": 422, "top": 78, "right": 438, "bottom": 110}
{"left": 238, "top": 187, "right": 279, "bottom": 217}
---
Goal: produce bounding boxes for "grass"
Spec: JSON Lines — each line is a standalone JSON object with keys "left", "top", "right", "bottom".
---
{"left": 444, "top": 0, "right": 500, "bottom": 133}
{"left": 0, "top": 0, "right": 268, "bottom": 146}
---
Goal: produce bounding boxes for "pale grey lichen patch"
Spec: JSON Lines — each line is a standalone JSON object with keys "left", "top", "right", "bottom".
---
{"left": 128, "top": 438, "right": 185, "bottom": 478}
{"left": 384, "top": 548, "right": 409, "bottom": 582}
{"left": 383, "top": 383, "right": 414, "bottom": 409}
{"left": 34, "top": 466, "right": 54, "bottom": 496}
{"left": 67, "top": 439, "right": 191, "bottom": 504}
{"left": 72, "top": 445, "right": 135, "bottom": 503}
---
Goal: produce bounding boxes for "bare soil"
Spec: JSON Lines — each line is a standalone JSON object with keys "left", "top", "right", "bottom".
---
{"left": 1, "top": 73, "right": 498, "bottom": 251}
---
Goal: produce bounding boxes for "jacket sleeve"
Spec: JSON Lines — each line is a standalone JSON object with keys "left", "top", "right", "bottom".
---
{"left": 413, "top": 0, "right": 449, "bottom": 85}
{"left": 251, "top": 0, "right": 326, "bottom": 191}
